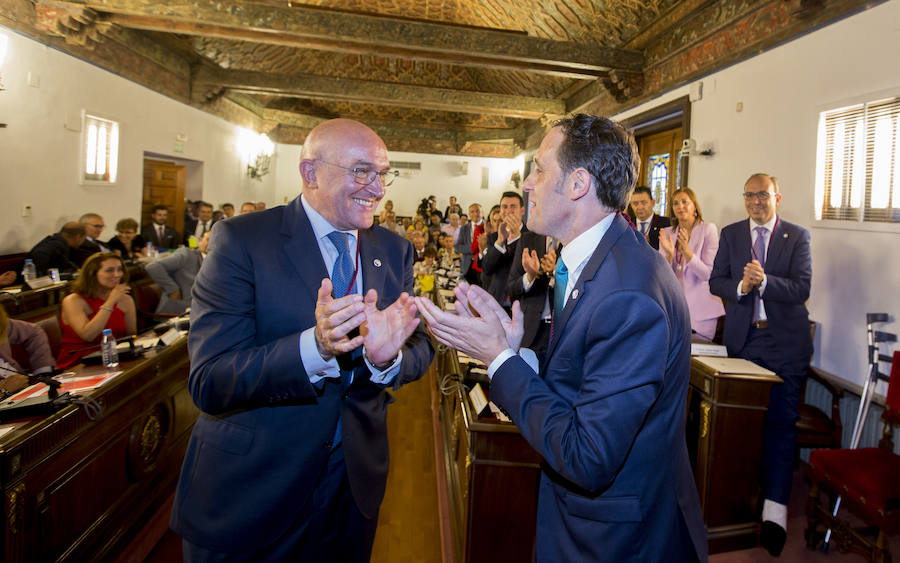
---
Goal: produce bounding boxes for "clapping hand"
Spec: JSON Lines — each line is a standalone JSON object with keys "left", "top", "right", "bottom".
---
{"left": 314, "top": 279, "right": 366, "bottom": 360}
{"left": 415, "top": 281, "right": 523, "bottom": 366}
{"left": 361, "top": 289, "right": 420, "bottom": 366}
{"left": 522, "top": 249, "right": 541, "bottom": 282}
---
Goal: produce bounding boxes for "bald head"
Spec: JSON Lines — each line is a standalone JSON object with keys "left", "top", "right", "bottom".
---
{"left": 60, "top": 221, "right": 87, "bottom": 248}
{"left": 299, "top": 119, "right": 390, "bottom": 231}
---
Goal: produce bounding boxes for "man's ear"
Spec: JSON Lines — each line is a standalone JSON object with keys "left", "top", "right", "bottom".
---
{"left": 568, "top": 168, "right": 592, "bottom": 201}
{"left": 299, "top": 160, "right": 317, "bottom": 188}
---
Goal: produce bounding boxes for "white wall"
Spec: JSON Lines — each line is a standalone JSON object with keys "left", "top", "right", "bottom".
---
{"left": 272, "top": 143, "right": 523, "bottom": 217}
{"left": 614, "top": 1, "right": 900, "bottom": 390}
{"left": 0, "top": 26, "right": 270, "bottom": 252}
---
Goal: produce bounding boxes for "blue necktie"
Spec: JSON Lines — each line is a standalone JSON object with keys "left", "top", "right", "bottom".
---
{"left": 326, "top": 231, "right": 357, "bottom": 297}
{"left": 753, "top": 226, "right": 768, "bottom": 321}
{"left": 553, "top": 257, "right": 568, "bottom": 320}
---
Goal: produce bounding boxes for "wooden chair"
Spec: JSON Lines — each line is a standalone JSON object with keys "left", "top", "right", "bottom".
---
{"left": 806, "top": 351, "right": 900, "bottom": 562}
{"left": 796, "top": 366, "right": 845, "bottom": 452}
{"left": 131, "top": 279, "right": 176, "bottom": 332}
{"left": 796, "top": 321, "right": 844, "bottom": 455}
{"left": 9, "top": 313, "right": 62, "bottom": 370}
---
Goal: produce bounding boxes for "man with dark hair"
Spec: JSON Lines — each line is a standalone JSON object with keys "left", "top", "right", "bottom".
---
{"left": 709, "top": 173, "right": 812, "bottom": 556}
{"left": 171, "top": 118, "right": 433, "bottom": 561}
{"left": 416, "top": 114, "right": 706, "bottom": 562}
{"left": 628, "top": 185, "right": 670, "bottom": 250}
{"left": 141, "top": 205, "right": 180, "bottom": 249}
{"left": 184, "top": 201, "right": 215, "bottom": 244}
{"left": 221, "top": 203, "right": 235, "bottom": 218}
{"left": 240, "top": 201, "right": 256, "bottom": 214}
{"left": 28, "top": 222, "right": 86, "bottom": 275}
{"left": 481, "top": 191, "right": 526, "bottom": 306}
{"left": 444, "top": 195, "right": 462, "bottom": 220}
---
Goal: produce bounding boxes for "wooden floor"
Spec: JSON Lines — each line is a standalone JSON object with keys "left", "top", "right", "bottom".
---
{"left": 370, "top": 374, "right": 443, "bottom": 563}
{"left": 146, "top": 373, "right": 443, "bottom": 563}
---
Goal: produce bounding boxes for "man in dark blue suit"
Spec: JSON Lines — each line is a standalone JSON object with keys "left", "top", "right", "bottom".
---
{"left": 417, "top": 115, "right": 706, "bottom": 562}
{"left": 710, "top": 173, "right": 812, "bottom": 557}
{"left": 170, "top": 119, "right": 434, "bottom": 561}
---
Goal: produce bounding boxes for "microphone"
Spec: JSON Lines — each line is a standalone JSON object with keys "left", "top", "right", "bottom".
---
{"left": 0, "top": 364, "right": 61, "bottom": 399}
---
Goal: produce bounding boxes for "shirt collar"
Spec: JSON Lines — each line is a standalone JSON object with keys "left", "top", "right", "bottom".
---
{"left": 301, "top": 193, "right": 359, "bottom": 241}
{"left": 559, "top": 213, "right": 616, "bottom": 280}
{"left": 752, "top": 214, "right": 777, "bottom": 232}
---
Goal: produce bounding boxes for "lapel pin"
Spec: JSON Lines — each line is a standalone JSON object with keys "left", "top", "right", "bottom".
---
{"left": 783, "top": 233, "right": 788, "bottom": 238}
{"left": 373, "top": 259, "right": 382, "bottom": 267}
{"left": 572, "top": 289, "right": 579, "bottom": 300}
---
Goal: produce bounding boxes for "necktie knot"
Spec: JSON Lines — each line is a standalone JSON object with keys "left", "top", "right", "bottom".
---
{"left": 640, "top": 221, "right": 648, "bottom": 235}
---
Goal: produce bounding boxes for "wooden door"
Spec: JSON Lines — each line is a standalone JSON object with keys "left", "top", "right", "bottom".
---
{"left": 637, "top": 127, "right": 683, "bottom": 216}
{"left": 142, "top": 159, "right": 186, "bottom": 239}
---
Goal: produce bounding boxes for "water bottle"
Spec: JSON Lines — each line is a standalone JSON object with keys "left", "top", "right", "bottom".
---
{"left": 101, "top": 329, "right": 119, "bottom": 370}
{"left": 22, "top": 259, "right": 37, "bottom": 283}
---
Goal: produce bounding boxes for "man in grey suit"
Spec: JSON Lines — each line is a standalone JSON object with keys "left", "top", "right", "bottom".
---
{"left": 146, "top": 232, "right": 209, "bottom": 314}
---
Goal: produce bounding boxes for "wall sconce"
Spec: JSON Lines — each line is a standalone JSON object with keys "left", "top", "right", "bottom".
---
{"left": 239, "top": 128, "right": 275, "bottom": 181}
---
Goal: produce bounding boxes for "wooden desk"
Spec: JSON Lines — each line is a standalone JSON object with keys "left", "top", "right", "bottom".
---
{"left": 686, "top": 356, "right": 783, "bottom": 553}
{"left": 0, "top": 336, "right": 197, "bottom": 562}
{"left": 433, "top": 346, "right": 542, "bottom": 563}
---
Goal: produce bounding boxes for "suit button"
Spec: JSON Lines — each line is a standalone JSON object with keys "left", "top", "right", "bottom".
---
{"left": 342, "top": 391, "right": 350, "bottom": 400}
{"left": 324, "top": 440, "right": 333, "bottom": 449}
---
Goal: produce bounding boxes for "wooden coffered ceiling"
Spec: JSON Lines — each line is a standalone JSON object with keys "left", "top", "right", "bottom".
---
{"left": 0, "top": 0, "right": 881, "bottom": 157}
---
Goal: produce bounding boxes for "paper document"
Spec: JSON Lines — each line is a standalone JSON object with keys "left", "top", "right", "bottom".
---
{"left": 694, "top": 356, "right": 775, "bottom": 376}
{"left": 691, "top": 343, "right": 728, "bottom": 357}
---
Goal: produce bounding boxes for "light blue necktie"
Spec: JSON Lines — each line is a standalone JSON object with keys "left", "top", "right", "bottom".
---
{"left": 752, "top": 226, "right": 768, "bottom": 321}
{"left": 326, "top": 231, "right": 357, "bottom": 297}
{"left": 553, "top": 257, "right": 568, "bottom": 320}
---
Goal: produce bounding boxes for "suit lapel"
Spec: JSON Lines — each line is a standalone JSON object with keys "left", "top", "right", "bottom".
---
{"left": 765, "top": 218, "right": 787, "bottom": 272}
{"left": 543, "top": 214, "right": 628, "bottom": 370}
{"left": 281, "top": 197, "right": 330, "bottom": 302}
{"left": 359, "top": 229, "right": 387, "bottom": 298}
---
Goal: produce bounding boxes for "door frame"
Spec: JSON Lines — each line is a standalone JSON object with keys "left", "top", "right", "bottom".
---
{"left": 622, "top": 95, "right": 692, "bottom": 194}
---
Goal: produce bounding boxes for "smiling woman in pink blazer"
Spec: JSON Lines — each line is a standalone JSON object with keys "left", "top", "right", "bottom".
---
{"left": 659, "top": 187, "right": 725, "bottom": 340}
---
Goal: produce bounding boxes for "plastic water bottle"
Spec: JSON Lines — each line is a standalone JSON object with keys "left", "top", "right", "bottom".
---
{"left": 101, "top": 329, "right": 119, "bottom": 370}
{"left": 22, "top": 259, "right": 37, "bottom": 283}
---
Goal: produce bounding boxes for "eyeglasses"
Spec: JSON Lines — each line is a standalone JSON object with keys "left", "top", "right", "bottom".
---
{"left": 742, "top": 191, "right": 773, "bottom": 202}
{"left": 87, "top": 223, "right": 105, "bottom": 229}
{"left": 318, "top": 160, "right": 399, "bottom": 187}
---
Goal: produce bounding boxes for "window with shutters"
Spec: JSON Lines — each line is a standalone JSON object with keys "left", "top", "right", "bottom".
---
{"left": 82, "top": 113, "right": 119, "bottom": 184}
{"left": 814, "top": 95, "right": 900, "bottom": 223}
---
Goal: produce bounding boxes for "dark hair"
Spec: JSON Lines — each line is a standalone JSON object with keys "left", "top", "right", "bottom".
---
{"left": 632, "top": 186, "right": 653, "bottom": 200}
{"left": 196, "top": 201, "right": 214, "bottom": 211}
{"left": 423, "top": 247, "right": 437, "bottom": 259}
{"left": 669, "top": 187, "right": 704, "bottom": 227}
{"left": 500, "top": 191, "right": 523, "bottom": 206}
{"left": 72, "top": 252, "right": 129, "bottom": 299}
{"left": 151, "top": 204, "right": 169, "bottom": 214}
{"left": 222, "top": 203, "right": 234, "bottom": 209}
{"left": 553, "top": 114, "right": 639, "bottom": 212}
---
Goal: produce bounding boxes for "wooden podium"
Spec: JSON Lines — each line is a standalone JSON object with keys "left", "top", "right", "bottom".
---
{"left": 433, "top": 345, "right": 542, "bottom": 563}
{"left": 686, "top": 356, "right": 782, "bottom": 553}
{"left": 0, "top": 337, "right": 197, "bottom": 562}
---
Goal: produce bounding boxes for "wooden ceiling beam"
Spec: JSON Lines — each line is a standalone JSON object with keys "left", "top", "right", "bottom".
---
{"left": 194, "top": 67, "right": 565, "bottom": 119}
{"left": 51, "top": 0, "right": 643, "bottom": 78}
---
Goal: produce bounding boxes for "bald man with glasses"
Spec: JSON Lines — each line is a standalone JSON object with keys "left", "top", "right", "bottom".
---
{"left": 171, "top": 118, "right": 432, "bottom": 561}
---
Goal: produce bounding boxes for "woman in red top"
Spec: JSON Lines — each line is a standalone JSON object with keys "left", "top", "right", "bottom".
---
{"left": 57, "top": 252, "right": 137, "bottom": 369}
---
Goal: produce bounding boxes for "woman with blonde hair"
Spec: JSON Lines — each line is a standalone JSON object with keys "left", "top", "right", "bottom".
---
{"left": 57, "top": 252, "right": 136, "bottom": 368}
{"left": 659, "top": 187, "right": 725, "bottom": 340}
